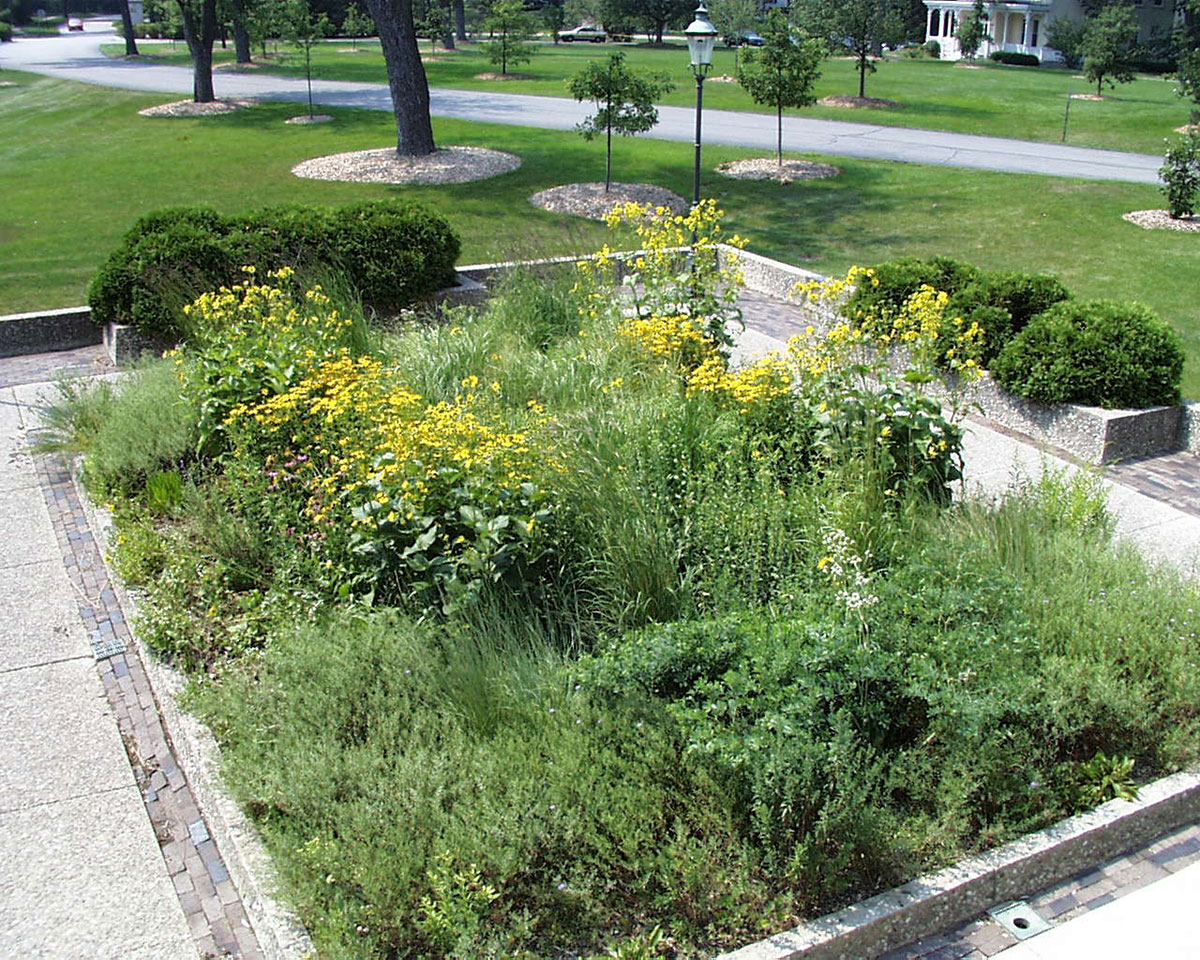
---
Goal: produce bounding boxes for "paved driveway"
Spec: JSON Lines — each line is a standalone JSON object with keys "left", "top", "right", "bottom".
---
{"left": 0, "top": 28, "right": 1163, "bottom": 184}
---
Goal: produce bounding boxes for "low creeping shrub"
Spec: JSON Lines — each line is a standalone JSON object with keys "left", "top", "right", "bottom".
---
{"left": 991, "top": 298, "right": 1184, "bottom": 408}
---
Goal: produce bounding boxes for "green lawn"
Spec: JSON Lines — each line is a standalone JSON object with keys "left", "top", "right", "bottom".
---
{"left": 3, "top": 68, "right": 1198, "bottom": 396}
{"left": 104, "top": 38, "right": 1194, "bottom": 154}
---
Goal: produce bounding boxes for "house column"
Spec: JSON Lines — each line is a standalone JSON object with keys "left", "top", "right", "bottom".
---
{"left": 1022, "top": 11, "right": 1031, "bottom": 47}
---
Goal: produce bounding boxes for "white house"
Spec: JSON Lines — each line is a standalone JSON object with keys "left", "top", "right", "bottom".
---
{"left": 923, "top": 0, "right": 1180, "bottom": 62}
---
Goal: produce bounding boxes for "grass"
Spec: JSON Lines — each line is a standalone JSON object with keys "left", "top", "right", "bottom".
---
{"left": 103, "top": 38, "right": 1196, "bottom": 154}
{"left": 3, "top": 67, "right": 1199, "bottom": 396}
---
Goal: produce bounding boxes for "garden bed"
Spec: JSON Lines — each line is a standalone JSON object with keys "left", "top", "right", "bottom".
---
{"left": 45, "top": 202, "right": 1200, "bottom": 960}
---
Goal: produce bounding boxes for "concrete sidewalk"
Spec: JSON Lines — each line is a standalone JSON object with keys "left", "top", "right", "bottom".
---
{"left": 0, "top": 382, "right": 194, "bottom": 958}
{"left": 0, "top": 30, "right": 1164, "bottom": 184}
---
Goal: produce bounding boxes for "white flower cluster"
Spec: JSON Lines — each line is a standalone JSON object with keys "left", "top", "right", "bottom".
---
{"left": 819, "top": 528, "right": 880, "bottom": 612}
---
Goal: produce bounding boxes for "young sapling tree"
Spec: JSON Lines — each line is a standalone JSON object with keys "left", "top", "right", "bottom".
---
{"left": 737, "top": 9, "right": 824, "bottom": 165}
{"left": 568, "top": 51, "right": 674, "bottom": 192}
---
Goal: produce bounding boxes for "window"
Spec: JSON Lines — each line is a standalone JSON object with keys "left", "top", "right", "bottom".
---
{"left": 1031, "top": 17, "right": 1039, "bottom": 46}
{"left": 929, "top": 8, "right": 939, "bottom": 36}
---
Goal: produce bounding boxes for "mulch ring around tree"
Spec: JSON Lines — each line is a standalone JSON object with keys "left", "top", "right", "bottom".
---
{"left": 530, "top": 182, "right": 688, "bottom": 220}
{"left": 1123, "top": 209, "right": 1200, "bottom": 233}
{"left": 819, "top": 95, "right": 899, "bottom": 109}
{"left": 138, "top": 98, "right": 259, "bottom": 117}
{"left": 1069, "top": 93, "right": 1106, "bottom": 101}
{"left": 285, "top": 114, "right": 334, "bottom": 125}
{"left": 292, "top": 146, "right": 522, "bottom": 185}
{"left": 716, "top": 158, "right": 840, "bottom": 183}
{"left": 1175, "top": 124, "right": 1200, "bottom": 135}
{"left": 474, "top": 72, "right": 536, "bottom": 80}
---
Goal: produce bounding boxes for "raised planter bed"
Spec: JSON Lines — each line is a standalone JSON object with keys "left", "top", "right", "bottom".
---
{"left": 724, "top": 246, "right": 1198, "bottom": 465}
{"left": 0, "top": 306, "right": 101, "bottom": 358}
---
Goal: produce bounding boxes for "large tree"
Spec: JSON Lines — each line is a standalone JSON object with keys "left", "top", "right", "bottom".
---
{"left": 119, "top": 0, "right": 140, "bottom": 55}
{"left": 177, "top": 0, "right": 220, "bottom": 101}
{"left": 737, "top": 9, "right": 824, "bottom": 164}
{"left": 568, "top": 50, "right": 674, "bottom": 190}
{"left": 1082, "top": 2, "right": 1138, "bottom": 96}
{"left": 365, "top": 0, "right": 437, "bottom": 154}
{"left": 1176, "top": 0, "right": 1200, "bottom": 120}
{"left": 605, "top": 0, "right": 688, "bottom": 45}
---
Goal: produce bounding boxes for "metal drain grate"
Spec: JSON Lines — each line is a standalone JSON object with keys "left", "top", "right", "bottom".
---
{"left": 90, "top": 635, "right": 126, "bottom": 661}
{"left": 988, "top": 900, "right": 1052, "bottom": 940}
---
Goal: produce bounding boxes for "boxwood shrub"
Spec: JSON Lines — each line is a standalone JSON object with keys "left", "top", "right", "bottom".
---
{"left": 840, "top": 256, "right": 980, "bottom": 336}
{"left": 989, "top": 51, "right": 1039, "bottom": 66}
{"left": 947, "top": 271, "right": 1072, "bottom": 363}
{"left": 88, "top": 200, "right": 461, "bottom": 337}
{"left": 991, "top": 299, "right": 1184, "bottom": 408}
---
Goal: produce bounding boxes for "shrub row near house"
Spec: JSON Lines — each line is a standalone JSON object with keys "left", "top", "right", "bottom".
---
{"left": 840, "top": 256, "right": 1184, "bottom": 409}
{"left": 989, "top": 51, "right": 1040, "bottom": 67}
{"left": 87, "top": 200, "right": 461, "bottom": 338}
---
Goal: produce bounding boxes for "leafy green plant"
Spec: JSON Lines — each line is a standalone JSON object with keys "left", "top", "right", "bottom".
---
{"left": 1073, "top": 751, "right": 1138, "bottom": 807}
{"left": 415, "top": 852, "right": 500, "bottom": 957}
{"left": 1160, "top": 132, "right": 1200, "bottom": 219}
{"left": 992, "top": 299, "right": 1184, "bottom": 408}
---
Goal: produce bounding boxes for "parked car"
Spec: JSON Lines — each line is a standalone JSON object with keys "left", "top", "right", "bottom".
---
{"left": 560, "top": 24, "right": 606, "bottom": 42}
{"left": 66, "top": 16, "right": 84, "bottom": 30}
{"left": 724, "top": 31, "right": 764, "bottom": 47}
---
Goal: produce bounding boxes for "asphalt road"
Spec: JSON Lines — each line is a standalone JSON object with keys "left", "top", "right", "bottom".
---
{"left": 0, "top": 26, "right": 1163, "bottom": 184}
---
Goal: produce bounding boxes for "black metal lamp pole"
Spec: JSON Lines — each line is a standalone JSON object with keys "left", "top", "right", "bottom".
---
{"left": 685, "top": 3, "right": 717, "bottom": 212}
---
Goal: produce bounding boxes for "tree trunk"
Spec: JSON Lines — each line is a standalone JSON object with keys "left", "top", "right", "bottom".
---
{"left": 454, "top": 0, "right": 465, "bottom": 41}
{"left": 365, "top": 0, "right": 437, "bottom": 155}
{"left": 120, "top": 0, "right": 139, "bottom": 56}
{"left": 605, "top": 114, "right": 612, "bottom": 191}
{"left": 776, "top": 104, "right": 782, "bottom": 165}
{"left": 441, "top": 27, "right": 455, "bottom": 50}
{"left": 233, "top": 16, "right": 251, "bottom": 63}
{"left": 858, "top": 52, "right": 867, "bottom": 98}
{"left": 179, "top": 0, "right": 218, "bottom": 102}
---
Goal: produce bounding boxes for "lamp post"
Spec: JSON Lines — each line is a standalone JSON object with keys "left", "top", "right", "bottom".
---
{"left": 684, "top": 3, "right": 718, "bottom": 211}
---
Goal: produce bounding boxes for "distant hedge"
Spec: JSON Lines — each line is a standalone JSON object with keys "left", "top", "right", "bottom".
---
{"left": 88, "top": 200, "right": 461, "bottom": 337}
{"left": 842, "top": 257, "right": 1184, "bottom": 409}
{"left": 989, "top": 51, "right": 1039, "bottom": 67}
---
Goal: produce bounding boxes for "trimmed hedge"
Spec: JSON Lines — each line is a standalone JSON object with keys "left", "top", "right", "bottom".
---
{"left": 991, "top": 299, "right": 1184, "bottom": 409}
{"left": 989, "top": 51, "right": 1039, "bottom": 67}
{"left": 89, "top": 201, "right": 461, "bottom": 337}
{"left": 840, "top": 256, "right": 979, "bottom": 337}
{"left": 947, "top": 271, "right": 1072, "bottom": 363}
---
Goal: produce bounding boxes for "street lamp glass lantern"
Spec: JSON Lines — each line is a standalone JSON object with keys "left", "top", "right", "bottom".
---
{"left": 684, "top": 3, "right": 718, "bottom": 74}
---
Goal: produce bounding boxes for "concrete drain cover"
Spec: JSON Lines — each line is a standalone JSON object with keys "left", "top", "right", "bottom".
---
{"left": 988, "top": 900, "right": 1052, "bottom": 940}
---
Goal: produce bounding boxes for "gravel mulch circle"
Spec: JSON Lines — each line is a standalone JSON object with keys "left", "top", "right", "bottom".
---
{"left": 138, "top": 98, "right": 257, "bottom": 117}
{"left": 530, "top": 182, "right": 688, "bottom": 220}
{"left": 474, "top": 72, "right": 535, "bottom": 80}
{"left": 213, "top": 61, "right": 264, "bottom": 71}
{"left": 292, "top": 145, "right": 521, "bottom": 184}
{"left": 1175, "top": 124, "right": 1200, "bottom": 135}
{"left": 1070, "top": 93, "right": 1106, "bottom": 101}
{"left": 819, "top": 95, "right": 899, "bottom": 109}
{"left": 1123, "top": 209, "right": 1200, "bottom": 232}
{"left": 708, "top": 74, "right": 738, "bottom": 83}
{"left": 716, "top": 158, "right": 840, "bottom": 183}
{"left": 285, "top": 114, "right": 334, "bottom": 124}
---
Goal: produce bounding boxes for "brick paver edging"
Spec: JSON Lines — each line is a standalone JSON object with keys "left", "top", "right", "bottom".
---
{"left": 717, "top": 769, "right": 1200, "bottom": 960}
{"left": 33, "top": 449, "right": 312, "bottom": 959}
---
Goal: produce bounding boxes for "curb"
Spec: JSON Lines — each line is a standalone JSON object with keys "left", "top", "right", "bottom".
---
{"left": 73, "top": 467, "right": 315, "bottom": 960}
{"left": 717, "top": 770, "right": 1200, "bottom": 960}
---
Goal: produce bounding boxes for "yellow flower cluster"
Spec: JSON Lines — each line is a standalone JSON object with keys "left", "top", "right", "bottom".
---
{"left": 885, "top": 284, "right": 983, "bottom": 379}
{"left": 793, "top": 265, "right": 878, "bottom": 305}
{"left": 685, "top": 352, "right": 792, "bottom": 413}
{"left": 616, "top": 312, "right": 712, "bottom": 360}
{"left": 231, "top": 360, "right": 548, "bottom": 530}
{"left": 784, "top": 322, "right": 869, "bottom": 383}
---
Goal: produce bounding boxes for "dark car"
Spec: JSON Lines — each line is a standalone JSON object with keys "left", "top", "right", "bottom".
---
{"left": 724, "top": 31, "right": 764, "bottom": 47}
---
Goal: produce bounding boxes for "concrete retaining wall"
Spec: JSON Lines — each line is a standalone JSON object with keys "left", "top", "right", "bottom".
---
{"left": 0, "top": 306, "right": 101, "bottom": 358}
{"left": 718, "top": 770, "right": 1200, "bottom": 960}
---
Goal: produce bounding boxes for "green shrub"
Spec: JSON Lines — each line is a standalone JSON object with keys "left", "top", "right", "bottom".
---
{"left": 924, "top": 39, "right": 940, "bottom": 58}
{"left": 330, "top": 198, "right": 461, "bottom": 314}
{"left": 947, "top": 271, "right": 1071, "bottom": 361}
{"left": 840, "top": 256, "right": 979, "bottom": 331}
{"left": 88, "top": 200, "right": 461, "bottom": 337}
{"left": 0, "top": 21, "right": 13, "bottom": 41}
{"left": 992, "top": 299, "right": 1184, "bottom": 408}
{"left": 989, "top": 50, "right": 1039, "bottom": 66}
{"left": 1160, "top": 132, "right": 1200, "bottom": 219}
